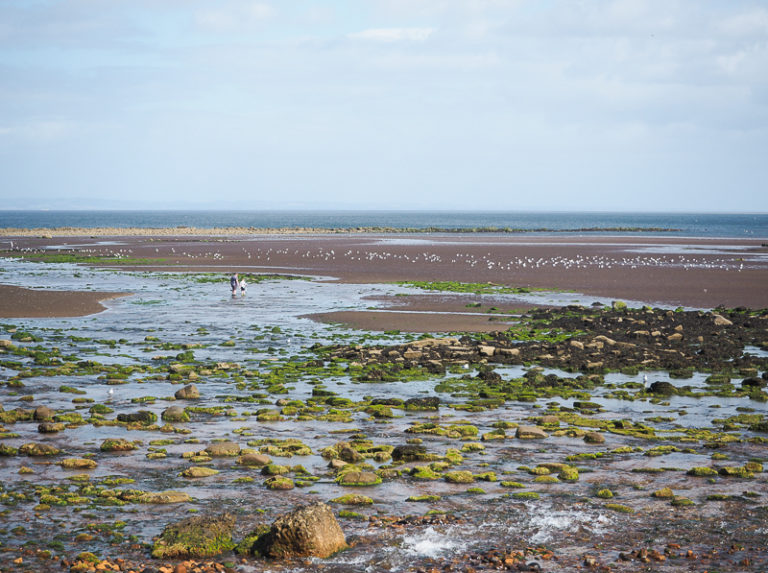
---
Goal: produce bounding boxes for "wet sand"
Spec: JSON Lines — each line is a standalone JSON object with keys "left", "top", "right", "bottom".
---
{"left": 0, "top": 284, "right": 127, "bottom": 318}
{"left": 2, "top": 233, "right": 767, "bottom": 326}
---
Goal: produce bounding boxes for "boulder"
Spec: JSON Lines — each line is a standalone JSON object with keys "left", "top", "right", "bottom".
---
{"left": 152, "top": 513, "right": 235, "bottom": 558}
{"left": 19, "top": 442, "right": 61, "bottom": 456}
{"left": 256, "top": 502, "right": 347, "bottom": 559}
{"left": 100, "top": 438, "right": 137, "bottom": 452}
{"left": 391, "top": 444, "right": 427, "bottom": 462}
{"left": 175, "top": 384, "right": 200, "bottom": 400}
{"left": 404, "top": 397, "right": 440, "bottom": 410}
{"left": 583, "top": 431, "right": 606, "bottom": 445}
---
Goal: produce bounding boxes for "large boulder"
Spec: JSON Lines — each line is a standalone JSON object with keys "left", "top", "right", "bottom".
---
{"left": 255, "top": 502, "right": 347, "bottom": 559}
{"left": 515, "top": 425, "right": 548, "bottom": 440}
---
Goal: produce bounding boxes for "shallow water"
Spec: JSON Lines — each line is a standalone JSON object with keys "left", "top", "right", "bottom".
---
{"left": 0, "top": 258, "right": 766, "bottom": 572}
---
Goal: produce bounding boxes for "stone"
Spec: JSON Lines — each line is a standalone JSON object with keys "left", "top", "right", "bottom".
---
{"left": 584, "top": 431, "right": 605, "bottom": 444}
{"left": 256, "top": 502, "right": 347, "bottom": 559}
{"left": 712, "top": 314, "right": 733, "bottom": 326}
{"left": 175, "top": 384, "right": 200, "bottom": 400}
{"left": 100, "top": 438, "right": 138, "bottom": 452}
{"left": 335, "top": 471, "right": 381, "bottom": 486}
{"left": 59, "top": 458, "right": 98, "bottom": 469}
{"left": 38, "top": 422, "right": 65, "bottom": 433}
{"left": 515, "top": 426, "right": 548, "bottom": 440}
{"left": 478, "top": 345, "right": 496, "bottom": 357}
{"left": 649, "top": 381, "right": 677, "bottom": 396}
{"left": 19, "top": 442, "right": 61, "bottom": 456}
{"left": 162, "top": 406, "right": 190, "bottom": 423}
{"left": 237, "top": 453, "right": 271, "bottom": 467}
{"left": 151, "top": 513, "right": 235, "bottom": 558}
{"left": 116, "top": 410, "right": 157, "bottom": 424}
{"left": 33, "top": 406, "right": 55, "bottom": 421}
{"left": 391, "top": 444, "right": 427, "bottom": 462}
{"left": 205, "top": 441, "right": 240, "bottom": 457}
{"left": 404, "top": 397, "right": 440, "bottom": 410}
{"left": 180, "top": 467, "right": 219, "bottom": 478}
{"left": 139, "top": 491, "right": 191, "bottom": 504}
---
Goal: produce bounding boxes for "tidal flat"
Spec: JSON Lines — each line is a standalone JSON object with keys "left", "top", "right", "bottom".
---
{"left": 0, "top": 237, "right": 767, "bottom": 572}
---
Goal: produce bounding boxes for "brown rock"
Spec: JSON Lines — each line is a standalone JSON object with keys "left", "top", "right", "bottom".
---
{"left": 174, "top": 384, "right": 200, "bottom": 400}
{"left": 515, "top": 425, "right": 548, "bottom": 440}
{"left": 258, "top": 502, "right": 347, "bottom": 559}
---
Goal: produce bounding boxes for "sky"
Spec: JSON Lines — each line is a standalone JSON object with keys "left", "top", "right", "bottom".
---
{"left": 0, "top": 0, "right": 766, "bottom": 212}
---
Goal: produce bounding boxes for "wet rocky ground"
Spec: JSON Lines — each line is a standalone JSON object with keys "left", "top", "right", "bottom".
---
{"left": 0, "top": 261, "right": 767, "bottom": 572}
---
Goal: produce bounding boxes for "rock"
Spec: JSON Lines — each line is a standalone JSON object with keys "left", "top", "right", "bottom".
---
{"left": 38, "top": 422, "right": 65, "bottom": 433}
{"left": 180, "top": 467, "right": 219, "bottom": 478}
{"left": 338, "top": 446, "right": 362, "bottom": 463}
{"left": 265, "top": 476, "right": 295, "bottom": 490}
{"left": 33, "top": 406, "right": 55, "bottom": 421}
{"left": 0, "top": 339, "right": 13, "bottom": 348}
{"left": 256, "top": 502, "right": 347, "bottom": 559}
{"left": 537, "top": 415, "right": 560, "bottom": 426}
{"left": 712, "top": 314, "right": 733, "bottom": 326}
{"left": 175, "top": 384, "right": 200, "bottom": 400}
{"left": 515, "top": 426, "right": 548, "bottom": 440}
{"left": 583, "top": 431, "right": 605, "bottom": 444}
{"left": 162, "top": 405, "right": 190, "bottom": 423}
{"left": 237, "top": 453, "right": 271, "bottom": 467}
{"left": 116, "top": 410, "right": 157, "bottom": 424}
{"left": 742, "top": 377, "right": 766, "bottom": 389}
{"left": 667, "top": 333, "right": 683, "bottom": 342}
{"left": 649, "top": 381, "right": 677, "bottom": 396}
{"left": 391, "top": 444, "right": 427, "bottom": 462}
{"left": 444, "top": 471, "right": 474, "bottom": 484}
{"left": 404, "top": 397, "right": 440, "bottom": 410}
{"left": 335, "top": 471, "right": 381, "bottom": 486}
{"left": 59, "top": 458, "right": 97, "bottom": 469}
{"left": 205, "top": 441, "right": 240, "bottom": 457}
{"left": 478, "top": 345, "right": 496, "bottom": 357}
{"left": 151, "top": 513, "right": 235, "bottom": 558}
{"left": 139, "top": 491, "right": 191, "bottom": 504}
{"left": 569, "top": 340, "right": 584, "bottom": 350}
{"left": 19, "top": 442, "right": 61, "bottom": 456}
{"left": 100, "top": 438, "right": 138, "bottom": 452}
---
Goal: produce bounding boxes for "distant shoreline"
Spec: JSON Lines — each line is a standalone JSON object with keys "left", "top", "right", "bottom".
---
{"left": 0, "top": 225, "right": 681, "bottom": 237}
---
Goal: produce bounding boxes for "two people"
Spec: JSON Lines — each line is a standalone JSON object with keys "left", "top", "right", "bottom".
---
{"left": 230, "top": 273, "right": 247, "bottom": 297}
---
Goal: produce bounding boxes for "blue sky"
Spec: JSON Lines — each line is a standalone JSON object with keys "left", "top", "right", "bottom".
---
{"left": 0, "top": 0, "right": 766, "bottom": 211}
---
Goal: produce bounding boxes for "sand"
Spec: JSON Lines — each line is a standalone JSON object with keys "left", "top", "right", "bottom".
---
{"left": 2, "top": 233, "right": 767, "bottom": 327}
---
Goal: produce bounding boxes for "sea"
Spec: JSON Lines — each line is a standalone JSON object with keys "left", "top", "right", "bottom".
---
{"left": 1, "top": 210, "right": 767, "bottom": 239}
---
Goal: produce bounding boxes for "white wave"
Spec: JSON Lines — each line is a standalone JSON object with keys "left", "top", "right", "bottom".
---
{"left": 401, "top": 526, "right": 468, "bottom": 559}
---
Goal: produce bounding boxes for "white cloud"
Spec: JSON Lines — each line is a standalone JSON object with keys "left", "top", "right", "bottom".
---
{"left": 348, "top": 27, "right": 434, "bottom": 43}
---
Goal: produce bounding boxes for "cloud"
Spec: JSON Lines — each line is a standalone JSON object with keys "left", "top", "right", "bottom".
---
{"left": 347, "top": 27, "right": 434, "bottom": 43}
{"left": 195, "top": 1, "right": 273, "bottom": 33}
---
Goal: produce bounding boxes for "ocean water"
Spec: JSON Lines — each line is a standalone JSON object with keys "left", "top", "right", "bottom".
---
{"left": 1, "top": 210, "right": 767, "bottom": 238}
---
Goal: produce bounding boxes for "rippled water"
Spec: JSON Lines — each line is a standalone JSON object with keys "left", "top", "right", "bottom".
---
{"left": 1, "top": 258, "right": 766, "bottom": 572}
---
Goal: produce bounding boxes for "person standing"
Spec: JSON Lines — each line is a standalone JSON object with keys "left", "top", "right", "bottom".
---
{"left": 230, "top": 273, "right": 238, "bottom": 296}
{"left": 239, "top": 276, "right": 247, "bottom": 296}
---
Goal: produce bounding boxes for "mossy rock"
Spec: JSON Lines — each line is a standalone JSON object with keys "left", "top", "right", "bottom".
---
{"left": 534, "top": 475, "right": 560, "bottom": 484}
{"left": 410, "top": 466, "right": 441, "bottom": 481}
{"left": 500, "top": 481, "right": 525, "bottom": 488}
{"left": 59, "top": 458, "right": 97, "bottom": 470}
{"left": 265, "top": 476, "right": 295, "bottom": 490}
{"left": 237, "top": 453, "right": 271, "bottom": 467}
{"left": 205, "top": 441, "right": 241, "bottom": 457}
{"left": 687, "top": 466, "right": 718, "bottom": 477}
{"left": 152, "top": 513, "right": 235, "bottom": 558}
{"left": 512, "top": 492, "right": 540, "bottom": 500}
{"left": 100, "top": 438, "right": 138, "bottom": 452}
{"left": 162, "top": 406, "right": 190, "bottom": 423}
{"left": 116, "top": 410, "right": 157, "bottom": 425}
{"left": 180, "top": 467, "right": 219, "bottom": 478}
{"left": 718, "top": 466, "right": 754, "bottom": 478}
{"left": 444, "top": 471, "right": 474, "bottom": 484}
{"left": 605, "top": 503, "right": 634, "bottom": 513}
{"left": 19, "top": 442, "right": 61, "bottom": 456}
{"left": 558, "top": 466, "right": 579, "bottom": 481}
{"left": 652, "top": 487, "right": 675, "bottom": 498}
{"left": 596, "top": 489, "right": 613, "bottom": 499}
{"left": 139, "top": 491, "right": 192, "bottom": 504}
{"left": 671, "top": 496, "right": 695, "bottom": 507}
{"left": 330, "top": 494, "right": 373, "bottom": 505}
{"left": 406, "top": 495, "right": 441, "bottom": 502}
{"left": 261, "top": 464, "right": 290, "bottom": 476}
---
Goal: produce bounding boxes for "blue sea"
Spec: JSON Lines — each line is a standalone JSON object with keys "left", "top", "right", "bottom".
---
{"left": 1, "top": 210, "right": 767, "bottom": 239}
